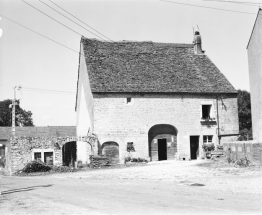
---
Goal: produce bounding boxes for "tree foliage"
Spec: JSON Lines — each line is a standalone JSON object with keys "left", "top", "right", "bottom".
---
{"left": 237, "top": 90, "right": 252, "bottom": 130}
{"left": 237, "top": 90, "right": 252, "bottom": 140}
{"left": 0, "top": 99, "right": 34, "bottom": 127}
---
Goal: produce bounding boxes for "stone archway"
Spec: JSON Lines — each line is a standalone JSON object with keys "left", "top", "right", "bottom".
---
{"left": 62, "top": 141, "right": 76, "bottom": 166}
{"left": 148, "top": 124, "right": 177, "bottom": 161}
{"left": 101, "top": 142, "right": 119, "bottom": 164}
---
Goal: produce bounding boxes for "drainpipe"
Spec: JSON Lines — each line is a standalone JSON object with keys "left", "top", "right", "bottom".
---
{"left": 216, "top": 95, "right": 221, "bottom": 145}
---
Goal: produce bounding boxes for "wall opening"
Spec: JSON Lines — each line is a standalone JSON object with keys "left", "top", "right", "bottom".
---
{"left": 190, "top": 136, "right": 199, "bottom": 160}
{"left": 148, "top": 124, "right": 177, "bottom": 161}
{"left": 102, "top": 142, "right": 119, "bottom": 164}
{"left": 158, "top": 139, "right": 167, "bottom": 161}
{"left": 0, "top": 143, "right": 6, "bottom": 168}
{"left": 62, "top": 141, "right": 76, "bottom": 166}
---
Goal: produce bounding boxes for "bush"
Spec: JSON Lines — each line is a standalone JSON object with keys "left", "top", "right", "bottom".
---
{"left": 51, "top": 165, "right": 76, "bottom": 173}
{"left": 202, "top": 143, "right": 215, "bottom": 152}
{"left": 21, "top": 160, "right": 51, "bottom": 173}
{"left": 124, "top": 156, "right": 148, "bottom": 163}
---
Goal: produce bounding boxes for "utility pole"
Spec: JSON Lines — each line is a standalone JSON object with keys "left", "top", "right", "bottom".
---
{"left": 11, "top": 86, "right": 21, "bottom": 136}
{"left": 216, "top": 95, "right": 221, "bottom": 145}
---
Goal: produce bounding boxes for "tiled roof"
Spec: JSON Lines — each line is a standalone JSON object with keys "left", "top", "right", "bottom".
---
{"left": 0, "top": 126, "right": 76, "bottom": 139}
{"left": 81, "top": 37, "right": 237, "bottom": 93}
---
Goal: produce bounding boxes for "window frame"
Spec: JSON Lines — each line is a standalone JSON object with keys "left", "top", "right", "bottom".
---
{"left": 200, "top": 101, "right": 215, "bottom": 121}
{"left": 203, "top": 135, "right": 213, "bottom": 143}
{"left": 125, "top": 97, "right": 134, "bottom": 105}
{"left": 32, "top": 149, "right": 54, "bottom": 165}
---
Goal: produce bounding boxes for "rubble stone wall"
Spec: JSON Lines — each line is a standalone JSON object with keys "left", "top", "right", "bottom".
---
{"left": 9, "top": 137, "right": 77, "bottom": 174}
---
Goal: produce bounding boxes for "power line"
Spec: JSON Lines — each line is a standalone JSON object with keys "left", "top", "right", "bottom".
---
{"left": 38, "top": 0, "right": 110, "bottom": 42}
{"left": 199, "top": 0, "right": 262, "bottom": 5}
{"left": 0, "top": 14, "right": 82, "bottom": 56}
{"left": 49, "top": 0, "right": 114, "bottom": 42}
{"left": 160, "top": 0, "right": 257, "bottom": 14}
{"left": 21, "top": 0, "right": 83, "bottom": 37}
{"left": 22, "top": 87, "right": 76, "bottom": 95}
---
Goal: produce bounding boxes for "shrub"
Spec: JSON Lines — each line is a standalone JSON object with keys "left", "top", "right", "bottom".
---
{"left": 202, "top": 143, "right": 215, "bottom": 152}
{"left": 21, "top": 160, "right": 51, "bottom": 173}
{"left": 51, "top": 165, "right": 76, "bottom": 173}
{"left": 124, "top": 157, "right": 148, "bottom": 163}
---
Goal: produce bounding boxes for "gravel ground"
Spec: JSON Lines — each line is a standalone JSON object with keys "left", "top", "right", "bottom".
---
{"left": 0, "top": 159, "right": 261, "bottom": 215}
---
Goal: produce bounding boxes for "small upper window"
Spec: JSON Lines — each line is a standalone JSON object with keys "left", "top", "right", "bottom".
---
{"left": 126, "top": 97, "right": 132, "bottom": 104}
{"left": 202, "top": 105, "right": 211, "bottom": 120}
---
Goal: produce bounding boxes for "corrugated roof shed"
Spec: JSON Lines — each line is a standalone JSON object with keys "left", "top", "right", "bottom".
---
{"left": 81, "top": 37, "right": 237, "bottom": 94}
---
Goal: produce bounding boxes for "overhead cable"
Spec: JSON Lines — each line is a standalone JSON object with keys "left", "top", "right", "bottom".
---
{"left": 198, "top": 0, "right": 262, "bottom": 6}
{"left": 39, "top": 0, "right": 110, "bottom": 42}
{"left": 160, "top": 0, "right": 257, "bottom": 14}
{"left": 48, "top": 0, "right": 114, "bottom": 42}
{"left": 21, "top": 0, "right": 82, "bottom": 36}
{"left": 22, "top": 87, "right": 76, "bottom": 95}
{"left": 0, "top": 14, "right": 83, "bottom": 57}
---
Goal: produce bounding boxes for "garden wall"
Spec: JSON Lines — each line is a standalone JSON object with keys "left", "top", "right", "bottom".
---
{"left": 223, "top": 141, "right": 262, "bottom": 165}
{"left": 9, "top": 137, "right": 77, "bottom": 174}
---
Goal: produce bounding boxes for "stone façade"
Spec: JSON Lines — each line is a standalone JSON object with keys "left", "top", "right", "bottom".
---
{"left": 93, "top": 93, "right": 239, "bottom": 162}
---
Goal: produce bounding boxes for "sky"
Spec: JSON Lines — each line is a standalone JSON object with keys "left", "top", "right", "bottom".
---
{"left": 0, "top": 0, "right": 260, "bottom": 126}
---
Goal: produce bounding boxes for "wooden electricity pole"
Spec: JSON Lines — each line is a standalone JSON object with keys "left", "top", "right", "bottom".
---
{"left": 11, "top": 86, "right": 21, "bottom": 136}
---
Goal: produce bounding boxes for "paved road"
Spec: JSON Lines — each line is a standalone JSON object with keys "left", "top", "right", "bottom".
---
{"left": 1, "top": 161, "right": 261, "bottom": 214}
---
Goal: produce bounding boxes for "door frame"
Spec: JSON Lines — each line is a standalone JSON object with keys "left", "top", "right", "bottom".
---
{"left": 190, "top": 136, "right": 200, "bottom": 160}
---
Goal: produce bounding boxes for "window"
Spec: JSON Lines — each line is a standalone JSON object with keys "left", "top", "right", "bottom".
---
{"left": 202, "top": 105, "right": 211, "bottom": 119}
{"left": 126, "top": 142, "right": 135, "bottom": 152}
{"left": 126, "top": 97, "right": 132, "bottom": 104}
{"left": 203, "top": 135, "right": 213, "bottom": 143}
{"left": 34, "top": 152, "right": 41, "bottom": 161}
{"left": 44, "top": 152, "right": 54, "bottom": 165}
{"left": 32, "top": 149, "right": 54, "bottom": 165}
{"left": 200, "top": 101, "right": 215, "bottom": 121}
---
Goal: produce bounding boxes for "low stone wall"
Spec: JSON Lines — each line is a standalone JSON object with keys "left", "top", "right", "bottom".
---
{"left": 9, "top": 137, "right": 77, "bottom": 174}
{"left": 223, "top": 141, "right": 262, "bottom": 165}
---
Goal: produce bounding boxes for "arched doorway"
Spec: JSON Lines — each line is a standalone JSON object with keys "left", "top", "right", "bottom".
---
{"left": 148, "top": 124, "right": 177, "bottom": 161}
{"left": 62, "top": 141, "right": 76, "bottom": 166}
{"left": 101, "top": 142, "right": 119, "bottom": 164}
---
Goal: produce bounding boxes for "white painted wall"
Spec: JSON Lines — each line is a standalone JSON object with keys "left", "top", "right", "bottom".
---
{"left": 248, "top": 9, "right": 262, "bottom": 142}
{"left": 76, "top": 41, "right": 94, "bottom": 163}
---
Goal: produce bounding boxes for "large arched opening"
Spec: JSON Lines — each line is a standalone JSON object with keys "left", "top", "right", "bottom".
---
{"left": 101, "top": 142, "right": 119, "bottom": 164}
{"left": 148, "top": 124, "right": 177, "bottom": 161}
{"left": 62, "top": 141, "right": 76, "bottom": 166}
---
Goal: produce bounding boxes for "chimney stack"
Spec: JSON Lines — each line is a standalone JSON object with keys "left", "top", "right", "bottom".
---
{"left": 193, "top": 31, "right": 205, "bottom": 54}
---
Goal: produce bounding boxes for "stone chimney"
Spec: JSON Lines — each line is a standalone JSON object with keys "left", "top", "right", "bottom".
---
{"left": 193, "top": 31, "right": 205, "bottom": 54}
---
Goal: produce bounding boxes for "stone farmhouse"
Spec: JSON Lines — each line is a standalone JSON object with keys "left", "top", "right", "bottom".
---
{"left": 76, "top": 31, "right": 239, "bottom": 164}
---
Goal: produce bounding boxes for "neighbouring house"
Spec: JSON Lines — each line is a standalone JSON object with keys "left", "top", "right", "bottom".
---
{"left": 247, "top": 8, "right": 262, "bottom": 143}
{"left": 76, "top": 31, "right": 239, "bottom": 164}
{"left": 0, "top": 126, "right": 76, "bottom": 174}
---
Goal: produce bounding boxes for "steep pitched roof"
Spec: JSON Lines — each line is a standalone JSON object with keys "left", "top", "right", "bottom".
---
{"left": 81, "top": 37, "right": 236, "bottom": 93}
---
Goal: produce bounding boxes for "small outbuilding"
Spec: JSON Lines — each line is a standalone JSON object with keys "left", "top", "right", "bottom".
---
{"left": 0, "top": 126, "right": 76, "bottom": 174}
